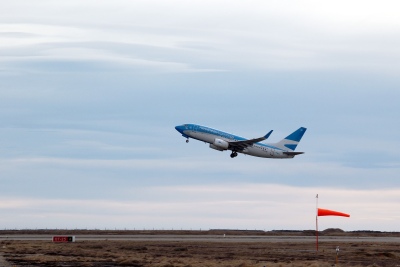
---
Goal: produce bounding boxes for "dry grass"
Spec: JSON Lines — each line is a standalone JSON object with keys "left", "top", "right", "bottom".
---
{"left": 1, "top": 239, "right": 400, "bottom": 267}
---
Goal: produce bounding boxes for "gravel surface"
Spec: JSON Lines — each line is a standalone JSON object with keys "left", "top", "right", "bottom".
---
{"left": 0, "top": 252, "right": 13, "bottom": 267}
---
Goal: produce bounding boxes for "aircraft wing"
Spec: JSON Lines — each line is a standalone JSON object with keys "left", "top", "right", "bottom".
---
{"left": 228, "top": 130, "right": 273, "bottom": 151}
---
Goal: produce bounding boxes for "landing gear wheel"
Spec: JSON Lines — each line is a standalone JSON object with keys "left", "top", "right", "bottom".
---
{"left": 186, "top": 139, "right": 189, "bottom": 143}
{"left": 230, "top": 152, "right": 238, "bottom": 158}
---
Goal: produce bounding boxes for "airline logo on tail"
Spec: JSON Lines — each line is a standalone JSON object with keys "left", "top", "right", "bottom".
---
{"left": 175, "top": 124, "right": 307, "bottom": 159}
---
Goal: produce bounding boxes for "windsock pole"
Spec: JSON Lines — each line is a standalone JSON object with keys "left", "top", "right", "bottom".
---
{"left": 316, "top": 194, "right": 319, "bottom": 252}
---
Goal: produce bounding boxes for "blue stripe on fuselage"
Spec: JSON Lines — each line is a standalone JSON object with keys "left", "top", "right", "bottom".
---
{"left": 195, "top": 125, "right": 244, "bottom": 141}
{"left": 187, "top": 124, "right": 284, "bottom": 151}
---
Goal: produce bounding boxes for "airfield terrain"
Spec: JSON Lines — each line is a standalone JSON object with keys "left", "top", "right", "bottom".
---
{"left": 1, "top": 230, "right": 400, "bottom": 267}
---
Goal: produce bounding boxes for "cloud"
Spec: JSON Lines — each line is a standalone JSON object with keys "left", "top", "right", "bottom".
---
{"left": 1, "top": 184, "right": 399, "bottom": 230}
{"left": 0, "top": 22, "right": 225, "bottom": 73}
{"left": 2, "top": 1, "right": 400, "bottom": 74}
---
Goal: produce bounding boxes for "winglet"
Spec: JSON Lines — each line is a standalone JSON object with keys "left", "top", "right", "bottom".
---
{"left": 264, "top": 130, "right": 273, "bottom": 139}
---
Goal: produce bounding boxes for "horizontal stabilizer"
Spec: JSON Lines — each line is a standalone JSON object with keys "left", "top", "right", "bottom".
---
{"left": 283, "top": 151, "right": 304, "bottom": 156}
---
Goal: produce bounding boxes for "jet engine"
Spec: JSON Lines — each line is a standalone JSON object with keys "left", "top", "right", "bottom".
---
{"left": 209, "top": 138, "right": 229, "bottom": 151}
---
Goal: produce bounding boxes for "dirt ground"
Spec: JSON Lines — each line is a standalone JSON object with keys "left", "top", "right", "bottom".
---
{"left": 1, "top": 239, "right": 400, "bottom": 267}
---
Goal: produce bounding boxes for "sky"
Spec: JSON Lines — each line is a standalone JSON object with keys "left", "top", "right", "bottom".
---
{"left": 0, "top": 0, "right": 400, "bottom": 231}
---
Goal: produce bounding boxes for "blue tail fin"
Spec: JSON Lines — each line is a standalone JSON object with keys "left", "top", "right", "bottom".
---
{"left": 272, "top": 127, "right": 307, "bottom": 151}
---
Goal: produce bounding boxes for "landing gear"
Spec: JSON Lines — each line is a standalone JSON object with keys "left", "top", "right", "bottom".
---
{"left": 230, "top": 151, "right": 238, "bottom": 158}
{"left": 186, "top": 138, "right": 189, "bottom": 143}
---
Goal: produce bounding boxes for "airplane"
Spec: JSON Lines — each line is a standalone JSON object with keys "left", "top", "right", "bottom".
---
{"left": 175, "top": 124, "right": 306, "bottom": 159}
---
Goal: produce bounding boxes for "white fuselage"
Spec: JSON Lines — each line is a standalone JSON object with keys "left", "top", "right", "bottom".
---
{"left": 177, "top": 124, "right": 293, "bottom": 159}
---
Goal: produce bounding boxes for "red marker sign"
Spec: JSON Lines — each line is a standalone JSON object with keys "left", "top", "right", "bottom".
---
{"left": 52, "top": 236, "right": 75, "bottom": 242}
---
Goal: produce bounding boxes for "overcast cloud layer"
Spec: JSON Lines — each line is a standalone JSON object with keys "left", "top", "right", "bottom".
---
{"left": 1, "top": 0, "right": 400, "bottom": 231}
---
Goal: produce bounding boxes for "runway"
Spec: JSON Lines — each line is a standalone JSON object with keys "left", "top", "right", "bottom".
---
{"left": 1, "top": 234, "right": 400, "bottom": 243}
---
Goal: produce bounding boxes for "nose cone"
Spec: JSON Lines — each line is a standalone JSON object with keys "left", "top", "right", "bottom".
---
{"left": 175, "top": 125, "right": 184, "bottom": 134}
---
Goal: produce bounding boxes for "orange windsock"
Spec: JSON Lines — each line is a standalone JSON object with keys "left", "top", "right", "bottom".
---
{"left": 318, "top": 208, "right": 350, "bottom": 217}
